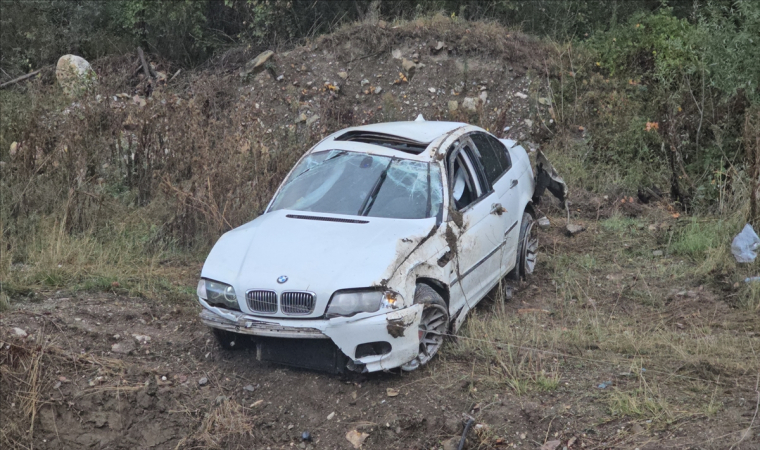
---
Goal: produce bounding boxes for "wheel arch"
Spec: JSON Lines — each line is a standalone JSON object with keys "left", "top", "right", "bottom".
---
{"left": 415, "top": 277, "right": 450, "bottom": 308}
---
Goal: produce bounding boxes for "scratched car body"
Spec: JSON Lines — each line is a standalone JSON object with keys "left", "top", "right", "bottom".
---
{"left": 197, "top": 120, "right": 565, "bottom": 373}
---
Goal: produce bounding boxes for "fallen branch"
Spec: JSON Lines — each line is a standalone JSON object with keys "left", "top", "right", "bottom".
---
{"left": 137, "top": 47, "right": 155, "bottom": 80}
{"left": 0, "top": 68, "right": 43, "bottom": 89}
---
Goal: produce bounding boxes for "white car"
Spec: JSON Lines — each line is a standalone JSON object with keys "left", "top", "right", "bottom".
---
{"left": 196, "top": 120, "right": 565, "bottom": 373}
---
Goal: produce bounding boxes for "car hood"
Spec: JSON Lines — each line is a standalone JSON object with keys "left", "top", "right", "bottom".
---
{"left": 201, "top": 210, "right": 438, "bottom": 317}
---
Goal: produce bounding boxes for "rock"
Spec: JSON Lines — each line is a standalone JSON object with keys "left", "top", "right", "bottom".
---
{"left": 632, "top": 423, "right": 645, "bottom": 434}
{"left": 132, "top": 334, "right": 151, "bottom": 344}
{"left": 386, "top": 388, "right": 399, "bottom": 397}
{"left": 566, "top": 224, "right": 585, "bottom": 236}
{"left": 514, "top": 92, "right": 528, "bottom": 99}
{"left": 337, "top": 71, "right": 348, "bottom": 80}
{"left": 244, "top": 384, "right": 255, "bottom": 392}
{"left": 13, "top": 328, "right": 27, "bottom": 338}
{"left": 295, "top": 113, "right": 308, "bottom": 124}
{"left": 462, "top": 97, "right": 478, "bottom": 112}
{"left": 56, "top": 55, "right": 96, "bottom": 96}
{"left": 428, "top": 87, "right": 436, "bottom": 93}
{"left": 442, "top": 437, "right": 459, "bottom": 450}
{"left": 360, "top": 79, "right": 370, "bottom": 86}
{"left": 215, "top": 395, "right": 227, "bottom": 405}
{"left": 306, "top": 115, "right": 319, "bottom": 126}
{"left": 276, "top": 74, "right": 284, "bottom": 81}
{"left": 479, "top": 90, "right": 488, "bottom": 103}
{"left": 346, "top": 430, "right": 369, "bottom": 449}
{"left": 401, "top": 58, "right": 417, "bottom": 77}
{"left": 392, "top": 49, "right": 402, "bottom": 60}
{"left": 377, "top": 20, "right": 387, "bottom": 29}
{"left": 240, "top": 50, "right": 274, "bottom": 79}
{"left": 9, "top": 142, "right": 18, "bottom": 156}
{"left": 448, "top": 100, "right": 458, "bottom": 112}
{"left": 443, "top": 416, "right": 462, "bottom": 434}
{"left": 652, "top": 250, "right": 663, "bottom": 257}
{"left": 432, "top": 41, "right": 445, "bottom": 53}
{"left": 538, "top": 216, "right": 551, "bottom": 229}
{"left": 540, "top": 440, "right": 561, "bottom": 450}
{"left": 538, "top": 97, "right": 552, "bottom": 105}
{"left": 198, "top": 377, "right": 208, "bottom": 386}
{"left": 111, "top": 342, "right": 134, "bottom": 354}
{"left": 374, "top": 86, "right": 382, "bottom": 95}
{"left": 524, "top": 119, "right": 534, "bottom": 127}
{"left": 302, "top": 431, "right": 312, "bottom": 441}
{"left": 327, "top": 412, "right": 335, "bottom": 420}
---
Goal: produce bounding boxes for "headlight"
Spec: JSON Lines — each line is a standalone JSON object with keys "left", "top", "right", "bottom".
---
{"left": 326, "top": 290, "right": 402, "bottom": 318}
{"left": 198, "top": 279, "right": 240, "bottom": 311}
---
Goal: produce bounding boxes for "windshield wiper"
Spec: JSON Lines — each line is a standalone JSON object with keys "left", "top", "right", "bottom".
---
{"left": 358, "top": 158, "right": 395, "bottom": 216}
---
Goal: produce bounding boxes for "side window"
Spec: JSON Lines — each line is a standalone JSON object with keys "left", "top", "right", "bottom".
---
{"left": 448, "top": 145, "right": 483, "bottom": 211}
{"left": 470, "top": 132, "right": 511, "bottom": 185}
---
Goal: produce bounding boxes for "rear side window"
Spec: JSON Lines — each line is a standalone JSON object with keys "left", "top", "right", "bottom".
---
{"left": 470, "top": 132, "right": 512, "bottom": 185}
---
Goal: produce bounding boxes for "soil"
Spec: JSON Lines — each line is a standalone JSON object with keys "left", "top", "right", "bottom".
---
{"left": 3, "top": 209, "right": 759, "bottom": 449}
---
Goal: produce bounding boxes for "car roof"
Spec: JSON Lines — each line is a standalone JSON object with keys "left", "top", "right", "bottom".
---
{"left": 311, "top": 121, "right": 477, "bottom": 161}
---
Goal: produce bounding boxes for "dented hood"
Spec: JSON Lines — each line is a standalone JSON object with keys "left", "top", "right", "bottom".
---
{"left": 201, "top": 209, "right": 437, "bottom": 317}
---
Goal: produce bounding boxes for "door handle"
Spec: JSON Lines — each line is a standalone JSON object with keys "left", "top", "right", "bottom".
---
{"left": 509, "top": 179, "right": 519, "bottom": 189}
{"left": 490, "top": 203, "right": 506, "bottom": 215}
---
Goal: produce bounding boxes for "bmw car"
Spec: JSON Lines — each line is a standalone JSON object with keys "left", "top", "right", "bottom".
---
{"left": 196, "top": 120, "right": 566, "bottom": 373}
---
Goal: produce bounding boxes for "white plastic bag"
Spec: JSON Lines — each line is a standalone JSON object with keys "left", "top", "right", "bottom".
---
{"left": 731, "top": 224, "right": 760, "bottom": 263}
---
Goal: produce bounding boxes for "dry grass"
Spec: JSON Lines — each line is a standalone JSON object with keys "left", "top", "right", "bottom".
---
{"left": 175, "top": 398, "right": 256, "bottom": 450}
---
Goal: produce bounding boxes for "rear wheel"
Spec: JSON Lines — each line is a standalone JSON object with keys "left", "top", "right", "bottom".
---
{"left": 401, "top": 284, "right": 449, "bottom": 371}
{"left": 509, "top": 211, "right": 538, "bottom": 280}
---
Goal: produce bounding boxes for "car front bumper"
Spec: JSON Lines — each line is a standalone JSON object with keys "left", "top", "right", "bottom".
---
{"left": 198, "top": 299, "right": 423, "bottom": 373}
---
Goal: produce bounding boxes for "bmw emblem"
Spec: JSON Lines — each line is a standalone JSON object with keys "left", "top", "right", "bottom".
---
{"left": 277, "top": 275, "right": 288, "bottom": 284}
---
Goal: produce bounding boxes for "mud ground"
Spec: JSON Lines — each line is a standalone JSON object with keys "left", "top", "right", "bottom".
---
{"left": 3, "top": 203, "right": 759, "bottom": 450}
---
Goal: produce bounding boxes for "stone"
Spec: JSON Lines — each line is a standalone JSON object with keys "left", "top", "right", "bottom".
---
{"left": 479, "top": 90, "right": 488, "bottom": 102}
{"left": 276, "top": 74, "right": 284, "bottom": 81}
{"left": 13, "top": 327, "right": 27, "bottom": 338}
{"left": 240, "top": 50, "right": 274, "bottom": 79}
{"left": 377, "top": 20, "right": 387, "bottom": 29}
{"left": 345, "top": 430, "right": 369, "bottom": 449}
{"left": 401, "top": 58, "right": 417, "bottom": 77}
{"left": 215, "top": 395, "right": 227, "bottom": 405}
{"left": 428, "top": 87, "right": 436, "bottom": 93}
{"left": 295, "top": 113, "right": 308, "bottom": 123}
{"left": 198, "top": 377, "right": 208, "bottom": 386}
{"left": 538, "top": 216, "right": 551, "bottom": 229}
{"left": 462, "top": 97, "right": 478, "bottom": 112}
{"left": 565, "top": 224, "right": 586, "bottom": 236}
{"left": 306, "top": 115, "right": 320, "bottom": 126}
{"left": 538, "top": 97, "right": 552, "bottom": 105}
{"left": 327, "top": 412, "right": 336, "bottom": 420}
{"left": 524, "top": 119, "right": 534, "bottom": 127}
{"left": 540, "top": 440, "right": 561, "bottom": 450}
{"left": 244, "top": 384, "right": 255, "bottom": 392}
{"left": 514, "top": 92, "right": 528, "bottom": 99}
{"left": 374, "top": 86, "right": 382, "bottom": 94}
{"left": 111, "top": 342, "right": 134, "bottom": 354}
{"left": 132, "top": 334, "right": 151, "bottom": 344}
{"left": 361, "top": 79, "right": 370, "bottom": 86}
{"left": 442, "top": 437, "right": 459, "bottom": 450}
{"left": 56, "top": 55, "right": 96, "bottom": 96}
{"left": 392, "top": 49, "right": 402, "bottom": 60}
{"left": 433, "top": 41, "right": 445, "bottom": 53}
{"left": 337, "top": 71, "right": 348, "bottom": 80}
{"left": 448, "top": 100, "right": 458, "bottom": 112}
{"left": 652, "top": 250, "right": 663, "bottom": 257}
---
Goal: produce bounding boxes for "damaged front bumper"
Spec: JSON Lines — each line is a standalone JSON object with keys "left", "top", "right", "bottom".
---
{"left": 199, "top": 299, "right": 423, "bottom": 373}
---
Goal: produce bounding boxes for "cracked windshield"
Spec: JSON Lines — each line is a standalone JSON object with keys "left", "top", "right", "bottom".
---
{"left": 269, "top": 150, "right": 442, "bottom": 219}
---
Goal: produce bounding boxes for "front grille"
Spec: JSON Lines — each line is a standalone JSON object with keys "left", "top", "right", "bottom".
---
{"left": 247, "top": 290, "right": 277, "bottom": 314}
{"left": 281, "top": 291, "right": 316, "bottom": 315}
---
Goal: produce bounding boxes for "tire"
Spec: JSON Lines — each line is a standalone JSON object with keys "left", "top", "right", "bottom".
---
{"left": 509, "top": 211, "right": 538, "bottom": 281}
{"left": 401, "top": 284, "right": 450, "bottom": 371}
{"left": 213, "top": 328, "right": 242, "bottom": 350}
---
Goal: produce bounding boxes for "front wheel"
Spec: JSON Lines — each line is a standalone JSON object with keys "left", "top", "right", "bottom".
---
{"left": 401, "top": 284, "right": 449, "bottom": 371}
{"left": 509, "top": 211, "right": 538, "bottom": 280}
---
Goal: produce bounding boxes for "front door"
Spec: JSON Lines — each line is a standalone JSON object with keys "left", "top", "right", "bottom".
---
{"left": 444, "top": 139, "right": 504, "bottom": 326}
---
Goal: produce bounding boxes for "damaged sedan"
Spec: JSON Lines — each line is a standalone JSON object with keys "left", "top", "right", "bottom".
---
{"left": 197, "top": 120, "right": 565, "bottom": 373}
